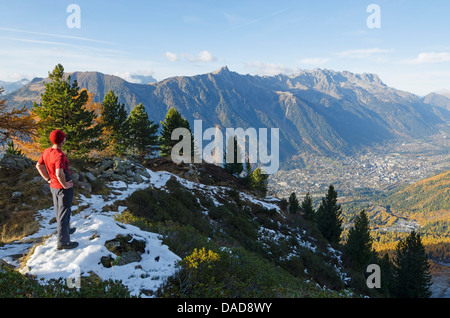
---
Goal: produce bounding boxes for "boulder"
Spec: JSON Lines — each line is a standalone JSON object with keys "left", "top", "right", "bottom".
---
{"left": 100, "top": 255, "right": 114, "bottom": 268}
{"left": 84, "top": 171, "right": 96, "bottom": 183}
{"left": 30, "top": 176, "right": 45, "bottom": 184}
{"left": 99, "top": 170, "right": 114, "bottom": 180}
{"left": 111, "top": 173, "right": 127, "bottom": 183}
{"left": 77, "top": 181, "right": 92, "bottom": 193}
{"left": 0, "top": 154, "right": 33, "bottom": 171}
{"left": 102, "top": 234, "right": 146, "bottom": 266}
{"left": 40, "top": 183, "right": 51, "bottom": 195}
{"left": 135, "top": 168, "right": 150, "bottom": 178}
{"left": 71, "top": 172, "right": 80, "bottom": 183}
{"left": 133, "top": 173, "right": 143, "bottom": 183}
{"left": 97, "top": 159, "right": 113, "bottom": 172}
{"left": 10, "top": 191, "right": 22, "bottom": 202}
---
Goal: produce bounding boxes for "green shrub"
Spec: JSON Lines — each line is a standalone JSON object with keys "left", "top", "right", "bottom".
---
{"left": 125, "top": 180, "right": 212, "bottom": 237}
{"left": 299, "top": 249, "right": 344, "bottom": 290}
{"left": 156, "top": 247, "right": 311, "bottom": 298}
{"left": 0, "top": 265, "right": 132, "bottom": 298}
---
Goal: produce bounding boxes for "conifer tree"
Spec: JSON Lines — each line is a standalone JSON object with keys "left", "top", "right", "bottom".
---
{"left": 249, "top": 167, "right": 268, "bottom": 197}
{"left": 159, "top": 108, "right": 193, "bottom": 158}
{"left": 224, "top": 135, "right": 244, "bottom": 175}
{"left": 344, "top": 210, "right": 374, "bottom": 270}
{"left": 100, "top": 90, "right": 128, "bottom": 155}
{"left": 125, "top": 103, "right": 158, "bottom": 157}
{"left": 288, "top": 192, "right": 299, "bottom": 214}
{"left": 301, "top": 192, "right": 315, "bottom": 221}
{"left": 392, "top": 231, "right": 432, "bottom": 298}
{"left": 316, "top": 185, "right": 343, "bottom": 244}
{"left": 32, "top": 64, "right": 101, "bottom": 158}
{"left": 380, "top": 253, "right": 394, "bottom": 296}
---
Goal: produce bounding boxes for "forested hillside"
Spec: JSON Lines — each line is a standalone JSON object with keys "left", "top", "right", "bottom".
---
{"left": 341, "top": 170, "right": 449, "bottom": 291}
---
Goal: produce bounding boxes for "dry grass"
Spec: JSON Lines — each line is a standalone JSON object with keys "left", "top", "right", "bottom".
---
{"left": 0, "top": 211, "right": 40, "bottom": 244}
{"left": 0, "top": 165, "right": 52, "bottom": 244}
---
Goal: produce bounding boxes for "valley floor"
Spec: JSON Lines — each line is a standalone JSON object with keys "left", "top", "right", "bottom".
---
{"left": 270, "top": 134, "right": 450, "bottom": 198}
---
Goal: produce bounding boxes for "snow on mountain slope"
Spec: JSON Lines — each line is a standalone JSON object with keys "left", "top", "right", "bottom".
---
{"left": 0, "top": 169, "right": 178, "bottom": 297}
{"left": 0, "top": 167, "right": 282, "bottom": 297}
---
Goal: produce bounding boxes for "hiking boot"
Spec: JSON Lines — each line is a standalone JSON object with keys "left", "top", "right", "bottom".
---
{"left": 57, "top": 241, "right": 79, "bottom": 250}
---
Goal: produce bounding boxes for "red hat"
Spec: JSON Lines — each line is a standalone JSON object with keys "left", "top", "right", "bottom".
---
{"left": 49, "top": 130, "right": 66, "bottom": 145}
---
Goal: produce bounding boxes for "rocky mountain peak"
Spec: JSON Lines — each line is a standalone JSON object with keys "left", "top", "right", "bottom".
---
{"left": 211, "top": 66, "right": 231, "bottom": 75}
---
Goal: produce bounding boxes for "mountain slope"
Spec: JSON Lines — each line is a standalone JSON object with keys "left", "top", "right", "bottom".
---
{"left": 0, "top": 157, "right": 357, "bottom": 298}
{"left": 422, "top": 92, "right": 450, "bottom": 111}
{"left": 386, "top": 170, "right": 450, "bottom": 214}
{"left": 4, "top": 67, "right": 448, "bottom": 160}
{"left": 0, "top": 78, "right": 30, "bottom": 94}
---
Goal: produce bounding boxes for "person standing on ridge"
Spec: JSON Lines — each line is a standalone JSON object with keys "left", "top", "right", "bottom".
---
{"left": 36, "top": 130, "right": 78, "bottom": 250}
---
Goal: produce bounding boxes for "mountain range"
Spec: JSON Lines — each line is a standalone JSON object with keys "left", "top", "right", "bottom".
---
{"left": 3, "top": 67, "right": 449, "bottom": 162}
{"left": 422, "top": 91, "right": 450, "bottom": 111}
{"left": 0, "top": 78, "right": 30, "bottom": 94}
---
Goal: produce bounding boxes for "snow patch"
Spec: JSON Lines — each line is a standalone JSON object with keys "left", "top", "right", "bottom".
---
{"left": 1, "top": 168, "right": 181, "bottom": 297}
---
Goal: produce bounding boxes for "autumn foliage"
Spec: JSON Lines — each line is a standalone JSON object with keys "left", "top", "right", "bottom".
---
{"left": 0, "top": 88, "right": 36, "bottom": 146}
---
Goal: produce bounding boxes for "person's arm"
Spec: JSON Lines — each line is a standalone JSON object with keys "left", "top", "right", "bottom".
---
{"left": 36, "top": 162, "right": 51, "bottom": 184}
{"left": 56, "top": 168, "right": 73, "bottom": 189}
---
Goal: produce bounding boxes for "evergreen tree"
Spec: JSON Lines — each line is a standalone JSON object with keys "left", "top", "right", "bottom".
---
{"left": 159, "top": 108, "right": 194, "bottom": 159}
{"left": 32, "top": 64, "right": 101, "bottom": 158}
{"left": 244, "top": 157, "right": 252, "bottom": 174}
{"left": 379, "top": 253, "right": 394, "bottom": 297}
{"left": 316, "top": 185, "right": 343, "bottom": 244}
{"left": 392, "top": 231, "right": 432, "bottom": 298}
{"left": 288, "top": 192, "right": 299, "bottom": 214}
{"left": 125, "top": 103, "right": 158, "bottom": 157}
{"left": 100, "top": 90, "right": 128, "bottom": 155}
{"left": 224, "top": 135, "right": 244, "bottom": 175}
{"left": 249, "top": 167, "right": 268, "bottom": 197}
{"left": 301, "top": 192, "right": 315, "bottom": 221}
{"left": 344, "top": 210, "right": 374, "bottom": 270}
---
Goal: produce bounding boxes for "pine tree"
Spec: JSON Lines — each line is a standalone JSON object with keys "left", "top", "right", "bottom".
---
{"left": 392, "top": 231, "right": 432, "bottom": 298}
{"left": 316, "top": 185, "right": 343, "bottom": 244}
{"left": 32, "top": 64, "right": 101, "bottom": 158}
{"left": 301, "top": 192, "right": 315, "bottom": 221}
{"left": 379, "top": 253, "right": 394, "bottom": 296}
{"left": 100, "top": 90, "right": 128, "bottom": 155}
{"left": 288, "top": 192, "right": 299, "bottom": 214}
{"left": 125, "top": 103, "right": 158, "bottom": 157}
{"left": 159, "top": 108, "right": 193, "bottom": 158}
{"left": 249, "top": 167, "right": 268, "bottom": 197}
{"left": 224, "top": 135, "right": 244, "bottom": 175}
{"left": 344, "top": 210, "right": 374, "bottom": 270}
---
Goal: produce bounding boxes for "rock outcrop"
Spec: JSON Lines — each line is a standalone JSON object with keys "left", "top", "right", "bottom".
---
{"left": 0, "top": 154, "right": 33, "bottom": 171}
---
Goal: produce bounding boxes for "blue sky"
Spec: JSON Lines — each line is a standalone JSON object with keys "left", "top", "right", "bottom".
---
{"left": 0, "top": 0, "right": 449, "bottom": 95}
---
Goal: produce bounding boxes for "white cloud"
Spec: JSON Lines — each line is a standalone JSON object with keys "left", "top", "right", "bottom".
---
{"left": 183, "top": 50, "right": 216, "bottom": 63}
{"left": 114, "top": 71, "right": 156, "bottom": 84}
{"left": 298, "top": 57, "right": 330, "bottom": 65}
{"left": 166, "top": 50, "right": 216, "bottom": 63}
{"left": 165, "top": 51, "right": 178, "bottom": 62}
{"left": 405, "top": 52, "right": 450, "bottom": 64}
{"left": 114, "top": 71, "right": 139, "bottom": 83}
{"left": 0, "top": 72, "right": 34, "bottom": 82}
{"left": 336, "top": 48, "right": 393, "bottom": 58}
{"left": 0, "top": 27, "right": 114, "bottom": 45}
